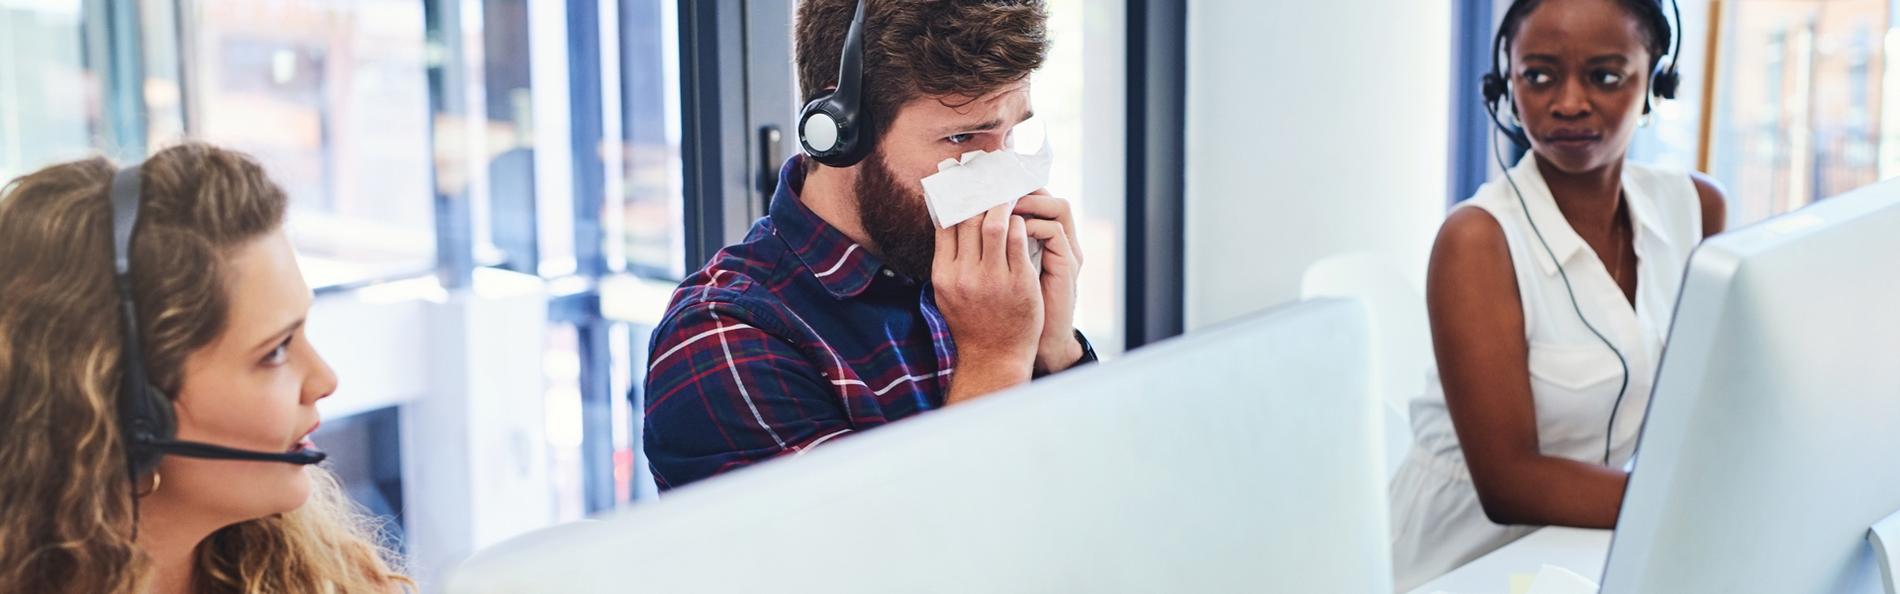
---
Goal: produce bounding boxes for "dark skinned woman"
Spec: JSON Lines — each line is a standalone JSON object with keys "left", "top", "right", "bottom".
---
{"left": 1389, "top": 0, "right": 1728, "bottom": 588}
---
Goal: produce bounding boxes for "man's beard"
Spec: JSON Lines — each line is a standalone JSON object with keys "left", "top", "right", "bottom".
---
{"left": 855, "top": 151, "right": 937, "bottom": 279}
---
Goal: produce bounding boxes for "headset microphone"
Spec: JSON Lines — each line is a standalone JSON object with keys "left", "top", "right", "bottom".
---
{"left": 149, "top": 439, "right": 328, "bottom": 465}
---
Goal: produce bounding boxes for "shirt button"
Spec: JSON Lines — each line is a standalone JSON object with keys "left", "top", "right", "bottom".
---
{"left": 882, "top": 269, "right": 895, "bottom": 278}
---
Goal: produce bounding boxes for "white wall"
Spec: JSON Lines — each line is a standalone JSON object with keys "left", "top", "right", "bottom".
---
{"left": 1184, "top": 0, "right": 1452, "bottom": 330}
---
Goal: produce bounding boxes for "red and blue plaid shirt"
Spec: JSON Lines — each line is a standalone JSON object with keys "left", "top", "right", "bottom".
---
{"left": 643, "top": 156, "right": 1087, "bottom": 491}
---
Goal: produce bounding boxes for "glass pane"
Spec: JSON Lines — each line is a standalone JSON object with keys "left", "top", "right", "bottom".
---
{"left": 184, "top": 0, "right": 435, "bottom": 270}
{"left": 141, "top": 0, "right": 190, "bottom": 149}
{"left": 523, "top": 0, "right": 578, "bottom": 277}
{"left": 620, "top": 0, "right": 686, "bottom": 279}
{"left": 483, "top": 0, "right": 540, "bottom": 274}
{"left": 1709, "top": 0, "right": 1891, "bottom": 225}
{"left": 0, "top": 1, "right": 93, "bottom": 181}
{"left": 1035, "top": 0, "right": 1126, "bottom": 356}
{"left": 542, "top": 324, "right": 589, "bottom": 522}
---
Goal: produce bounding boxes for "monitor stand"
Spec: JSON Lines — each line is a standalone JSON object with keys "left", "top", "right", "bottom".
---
{"left": 1874, "top": 508, "right": 1900, "bottom": 594}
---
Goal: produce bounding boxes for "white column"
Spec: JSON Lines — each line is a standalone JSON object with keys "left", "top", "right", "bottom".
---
{"left": 400, "top": 269, "right": 554, "bottom": 589}
{"left": 1184, "top": 0, "right": 1453, "bottom": 330}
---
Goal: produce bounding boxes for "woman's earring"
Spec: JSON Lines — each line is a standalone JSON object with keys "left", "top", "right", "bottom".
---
{"left": 136, "top": 471, "right": 162, "bottom": 497}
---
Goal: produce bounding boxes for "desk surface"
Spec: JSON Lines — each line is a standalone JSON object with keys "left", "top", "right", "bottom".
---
{"left": 1406, "top": 527, "right": 1613, "bottom": 594}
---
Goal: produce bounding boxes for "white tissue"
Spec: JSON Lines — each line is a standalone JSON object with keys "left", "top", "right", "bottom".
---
{"left": 920, "top": 141, "right": 1054, "bottom": 229}
{"left": 919, "top": 141, "right": 1054, "bottom": 272}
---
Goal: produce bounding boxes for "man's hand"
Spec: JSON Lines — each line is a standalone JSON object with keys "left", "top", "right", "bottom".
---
{"left": 1013, "top": 190, "right": 1085, "bottom": 374}
{"left": 934, "top": 203, "right": 1043, "bottom": 405}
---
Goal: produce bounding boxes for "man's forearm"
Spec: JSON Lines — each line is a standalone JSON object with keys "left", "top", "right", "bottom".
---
{"left": 944, "top": 354, "right": 1033, "bottom": 406}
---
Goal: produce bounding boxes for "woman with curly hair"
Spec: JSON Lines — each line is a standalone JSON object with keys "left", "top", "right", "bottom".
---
{"left": 0, "top": 143, "right": 412, "bottom": 593}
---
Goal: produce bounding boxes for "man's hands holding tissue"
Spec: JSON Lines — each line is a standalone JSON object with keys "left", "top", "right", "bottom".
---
{"left": 917, "top": 132, "right": 1082, "bottom": 383}
{"left": 1012, "top": 190, "right": 1086, "bottom": 375}
{"left": 935, "top": 203, "right": 1043, "bottom": 405}
{"left": 932, "top": 192, "right": 1085, "bottom": 405}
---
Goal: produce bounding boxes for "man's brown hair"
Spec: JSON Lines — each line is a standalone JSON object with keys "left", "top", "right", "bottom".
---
{"left": 794, "top": 0, "right": 1049, "bottom": 147}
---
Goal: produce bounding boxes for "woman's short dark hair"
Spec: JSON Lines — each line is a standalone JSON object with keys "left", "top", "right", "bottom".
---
{"left": 1499, "top": 0, "right": 1673, "bottom": 69}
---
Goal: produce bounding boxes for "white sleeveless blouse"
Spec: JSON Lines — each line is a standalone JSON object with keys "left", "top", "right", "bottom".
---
{"left": 1389, "top": 154, "right": 1705, "bottom": 591}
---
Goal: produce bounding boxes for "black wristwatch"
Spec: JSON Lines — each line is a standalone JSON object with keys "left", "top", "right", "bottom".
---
{"left": 1072, "top": 329, "right": 1098, "bottom": 366}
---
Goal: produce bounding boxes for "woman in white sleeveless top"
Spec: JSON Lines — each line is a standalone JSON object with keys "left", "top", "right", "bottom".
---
{"left": 1389, "top": 0, "right": 1728, "bottom": 590}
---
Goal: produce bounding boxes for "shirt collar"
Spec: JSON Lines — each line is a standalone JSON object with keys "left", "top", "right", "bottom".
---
{"left": 770, "top": 155, "right": 888, "bottom": 299}
{"left": 1506, "top": 154, "right": 1675, "bottom": 277}
{"left": 1621, "top": 172, "right": 1676, "bottom": 252}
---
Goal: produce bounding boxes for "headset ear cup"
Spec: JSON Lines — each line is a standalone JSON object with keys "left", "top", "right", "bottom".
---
{"left": 799, "top": 94, "right": 844, "bottom": 159}
{"left": 1482, "top": 73, "right": 1506, "bottom": 106}
{"left": 803, "top": 0, "right": 871, "bottom": 169}
{"left": 1482, "top": 73, "right": 1532, "bottom": 149}
{"left": 145, "top": 386, "right": 176, "bottom": 444}
{"left": 797, "top": 93, "right": 870, "bottom": 168}
{"left": 1653, "top": 67, "right": 1680, "bottom": 100}
{"left": 123, "top": 384, "right": 175, "bottom": 477}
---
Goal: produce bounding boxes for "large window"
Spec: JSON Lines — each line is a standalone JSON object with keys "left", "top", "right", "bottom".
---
{"left": 1035, "top": 0, "right": 1126, "bottom": 356}
{"left": 182, "top": 0, "right": 436, "bottom": 281}
{"left": 621, "top": 0, "right": 686, "bottom": 280}
{"left": 0, "top": 2, "right": 91, "bottom": 182}
{"left": 1704, "top": 0, "right": 1892, "bottom": 224}
{"left": 1461, "top": 0, "right": 1899, "bottom": 229}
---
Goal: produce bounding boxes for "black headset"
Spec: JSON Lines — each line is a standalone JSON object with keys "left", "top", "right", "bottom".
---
{"left": 1482, "top": 0, "right": 1683, "bottom": 149}
{"left": 1478, "top": 0, "right": 1681, "bottom": 467}
{"left": 798, "top": 0, "right": 872, "bottom": 168}
{"left": 110, "top": 164, "right": 327, "bottom": 485}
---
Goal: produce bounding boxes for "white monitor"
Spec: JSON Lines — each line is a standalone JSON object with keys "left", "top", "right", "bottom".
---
{"left": 1602, "top": 181, "right": 1900, "bottom": 593}
{"left": 445, "top": 299, "right": 1390, "bottom": 593}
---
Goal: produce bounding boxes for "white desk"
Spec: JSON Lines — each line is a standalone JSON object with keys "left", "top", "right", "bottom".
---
{"left": 1406, "top": 527, "right": 1612, "bottom": 594}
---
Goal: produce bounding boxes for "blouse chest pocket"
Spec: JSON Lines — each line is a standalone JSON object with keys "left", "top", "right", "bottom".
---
{"left": 1526, "top": 341, "right": 1627, "bottom": 422}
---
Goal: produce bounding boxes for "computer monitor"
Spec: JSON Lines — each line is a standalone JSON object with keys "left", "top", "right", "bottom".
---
{"left": 1602, "top": 181, "right": 1900, "bottom": 593}
{"left": 445, "top": 299, "right": 1390, "bottom": 593}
